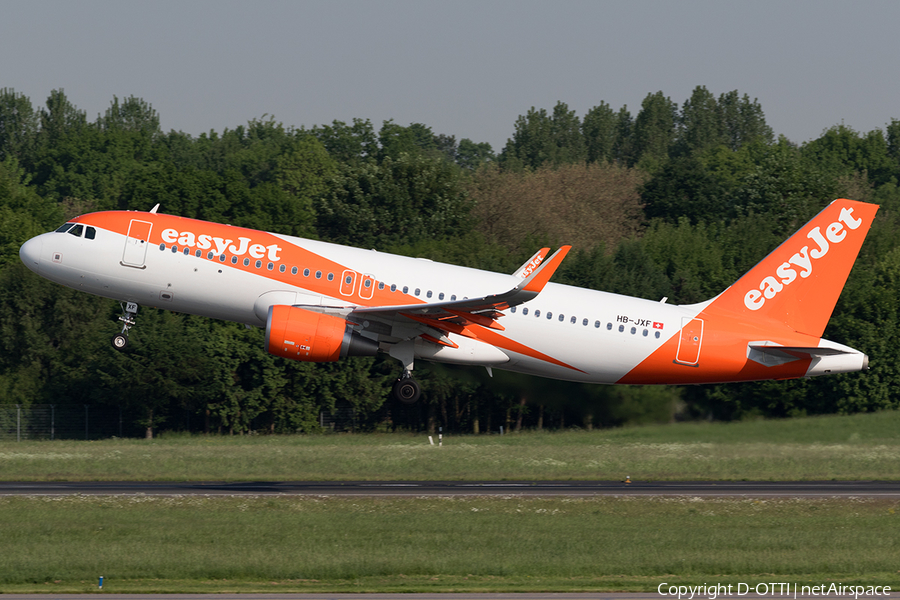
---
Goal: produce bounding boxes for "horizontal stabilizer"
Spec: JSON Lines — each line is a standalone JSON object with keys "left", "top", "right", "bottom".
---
{"left": 747, "top": 342, "right": 855, "bottom": 368}
{"left": 749, "top": 344, "right": 852, "bottom": 357}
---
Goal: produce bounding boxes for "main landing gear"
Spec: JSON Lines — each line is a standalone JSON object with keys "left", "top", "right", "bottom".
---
{"left": 392, "top": 371, "right": 421, "bottom": 404}
{"left": 112, "top": 302, "right": 138, "bottom": 350}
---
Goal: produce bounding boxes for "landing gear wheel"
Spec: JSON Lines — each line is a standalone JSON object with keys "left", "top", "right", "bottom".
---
{"left": 392, "top": 377, "right": 421, "bottom": 404}
{"left": 113, "top": 301, "right": 138, "bottom": 351}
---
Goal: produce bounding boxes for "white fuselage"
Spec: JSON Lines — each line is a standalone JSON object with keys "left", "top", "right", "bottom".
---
{"left": 21, "top": 221, "right": 698, "bottom": 384}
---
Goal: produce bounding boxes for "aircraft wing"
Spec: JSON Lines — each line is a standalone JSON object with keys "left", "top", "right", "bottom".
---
{"left": 350, "top": 245, "right": 571, "bottom": 341}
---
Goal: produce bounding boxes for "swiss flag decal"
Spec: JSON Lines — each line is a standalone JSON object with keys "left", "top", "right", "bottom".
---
{"left": 653, "top": 322, "right": 664, "bottom": 329}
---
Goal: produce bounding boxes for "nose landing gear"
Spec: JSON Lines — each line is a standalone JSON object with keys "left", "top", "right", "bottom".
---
{"left": 112, "top": 302, "right": 138, "bottom": 350}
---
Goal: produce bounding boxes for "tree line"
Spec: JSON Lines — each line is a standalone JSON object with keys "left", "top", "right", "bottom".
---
{"left": 1, "top": 85, "right": 899, "bottom": 436}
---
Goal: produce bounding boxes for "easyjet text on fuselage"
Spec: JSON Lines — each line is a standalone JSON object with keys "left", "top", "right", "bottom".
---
{"left": 160, "top": 228, "right": 283, "bottom": 262}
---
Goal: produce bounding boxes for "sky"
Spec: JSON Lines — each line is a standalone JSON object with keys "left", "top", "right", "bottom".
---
{"left": 2, "top": 0, "right": 899, "bottom": 152}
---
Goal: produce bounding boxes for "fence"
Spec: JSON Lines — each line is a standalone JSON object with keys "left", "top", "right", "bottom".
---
{"left": 319, "top": 404, "right": 358, "bottom": 432}
{"left": 0, "top": 405, "right": 126, "bottom": 441}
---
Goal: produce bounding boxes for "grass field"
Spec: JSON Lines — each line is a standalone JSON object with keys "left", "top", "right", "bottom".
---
{"left": 0, "top": 495, "right": 898, "bottom": 593}
{"left": 1, "top": 409, "right": 900, "bottom": 481}
{"left": 3, "top": 412, "right": 900, "bottom": 593}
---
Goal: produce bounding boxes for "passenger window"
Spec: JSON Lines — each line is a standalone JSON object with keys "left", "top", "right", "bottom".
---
{"left": 570, "top": 316, "right": 575, "bottom": 324}
{"left": 304, "top": 268, "right": 310, "bottom": 277}
{"left": 643, "top": 329, "right": 648, "bottom": 337}
{"left": 219, "top": 254, "right": 226, "bottom": 262}
{"left": 415, "top": 288, "right": 421, "bottom": 296}
{"left": 327, "top": 273, "right": 334, "bottom": 281}
{"left": 618, "top": 324, "right": 625, "bottom": 333}
{"left": 68, "top": 224, "right": 84, "bottom": 237}
{"left": 207, "top": 251, "right": 214, "bottom": 259}
{"left": 316, "top": 271, "right": 322, "bottom": 279}
{"left": 561, "top": 315, "right": 566, "bottom": 322}
{"left": 291, "top": 266, "right": 298, "bottom": 275}
{"left": 268, "top": 263, "right": 274, "bottom": 270}
{"left": 451, "top": 295, "right": 457, "bottom": 301}
{"left": 438, "top": 292, "right": 444, "bottom": 300}
{"left": 426, "top": 290, "right": 432, "bottom": 298}
{"left": 160, "top": 243, "right": 166, "bottom": 251}
{"left": 280, "top": 264, "right": 286, "bottom": 273}
{"left": 522, "top": 308, "right": 528, "bottom": 315}
{"left": 535, "top": 310, "right": 541, "bottom": 318}
{"left": 606, "top": 322, "right": 612, "bottom": 330}
{"left": 231, "top": 256, "right": 238, "bottom": 264}
{"left": 594, "top": 321, "right": 600, "bottom": 328}
{"left": 655, "top": 331, "right": 661, "bottom": 339}
{"left": 183, "top": 248, "right": 190, "bottom": 256}
{"left": 511, "top": 306, "right": 517, "bottom": 313}
{"left": 378, "top": 282, "right": 384, "bottom": 290}
{"left": 546, "top": 312, "right": 552, "bottom": 320}
{"left": 256, "top": 260, "right": 262, "bottom": 269}
{"left": 631, "top": 327, "right": 636, "bottom": 334}
{"left": 243, "top": 258, "right": 250, "bottom": 266}
{"left": 365, "top": 279, "right": 372, "bottom": 288}
{"left": 195, "top": 249, "right": 201, "bottom": 257}
{"left": 583, "top": 318, "right": 588, "bottom": 326}
{"left": 390, "top": 284, "right": 397, "bottom": 292}
{"left": 172, "top": 245, "right": 178, "bottom": 253}
{"left": 85, "top": 227, "right": 96, "bottom": 240}
{"left": 403, "top": 286, "right": 408, "bottom": 294}
{"left": 345, "top": 275, "right": 353, "bottom": 284}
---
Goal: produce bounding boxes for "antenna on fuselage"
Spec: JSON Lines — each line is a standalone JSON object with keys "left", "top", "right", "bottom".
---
{"left": 149, "top": 204, "right": 160, "bottom": 214}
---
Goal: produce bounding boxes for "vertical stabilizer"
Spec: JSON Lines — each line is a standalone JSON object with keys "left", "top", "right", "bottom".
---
{"left": 708, "top": 199, "right": 878, "bottom": 337}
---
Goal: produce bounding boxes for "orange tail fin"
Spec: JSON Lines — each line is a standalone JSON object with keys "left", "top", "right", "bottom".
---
{"left": 708, "top": 199, "right": 878, "bottom": 337}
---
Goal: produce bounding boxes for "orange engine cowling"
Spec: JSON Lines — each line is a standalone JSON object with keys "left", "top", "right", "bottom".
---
{"left": 265, "top": 305, "right": 379, "bottom": 362}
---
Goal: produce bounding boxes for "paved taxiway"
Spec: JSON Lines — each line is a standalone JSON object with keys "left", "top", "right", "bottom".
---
{"left": 1, "top": 480, "right": 898, "bottom": 496}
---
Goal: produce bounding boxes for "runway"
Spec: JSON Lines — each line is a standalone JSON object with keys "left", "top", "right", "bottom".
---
{"left": 1, "top": 480, "right": 899, "bottom": 496}
{"left": 0, "top": 595, "right": 683, "bottom": 600}
{"left": 0, "top": 595, "right": 881, "bottom": 600}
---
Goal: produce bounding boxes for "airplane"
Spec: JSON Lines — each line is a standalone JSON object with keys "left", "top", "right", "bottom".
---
{"left": 18, "top": 198, "right": 878, "bottom": 403}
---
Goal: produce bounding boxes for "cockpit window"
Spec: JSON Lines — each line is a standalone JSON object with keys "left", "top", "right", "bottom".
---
{"left": 56, "top": 223, "right": 96, "bottom": 239}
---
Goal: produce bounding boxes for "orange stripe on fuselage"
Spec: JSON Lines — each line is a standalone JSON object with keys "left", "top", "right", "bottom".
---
{"left": 617, "top": 306, "right": 816, "bottom": 384}
{"left": 76, "top": 211, "right": 584, "bottom": 373}
{"left": 75, "top": 211, "right": 420, "bottom": 308}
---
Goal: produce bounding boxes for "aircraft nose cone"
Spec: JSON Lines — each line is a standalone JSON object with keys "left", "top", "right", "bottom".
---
{"left": 19, "top": 236, "right": 43, "bottom": 273}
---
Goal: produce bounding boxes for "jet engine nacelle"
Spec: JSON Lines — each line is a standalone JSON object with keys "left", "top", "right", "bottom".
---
{"left": 265, "top": 305, "right": 379, "bottom": 362}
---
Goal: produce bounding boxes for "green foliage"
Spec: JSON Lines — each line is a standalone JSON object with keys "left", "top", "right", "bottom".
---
{"left": 0, "top": 86, "right": 898, "bottom": 432}
{"left": 455, "top": 138, "right": 494, "bottom": 170}
{"left": 581, "top": 101, "right": 618, "bottom": 163}
{"left": 632, "top": 91, "right": 678, "bottom": 171}
{"left": 310, "top": 118, "right": 377, "bottom": 163}
{"left": 801, "top": 124, "right": 897, "bottom": 186}
{"left": 717, "top": 90, "right": 774, "bottom": 150}
{"left": 315, "top": 152, "right": 472, "bottom": 249}
{"left": 501, "top": 102, "right": 586, "bottom": 169}
{"left": 0, "top": 88, "right": 39, "bottom": 161}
